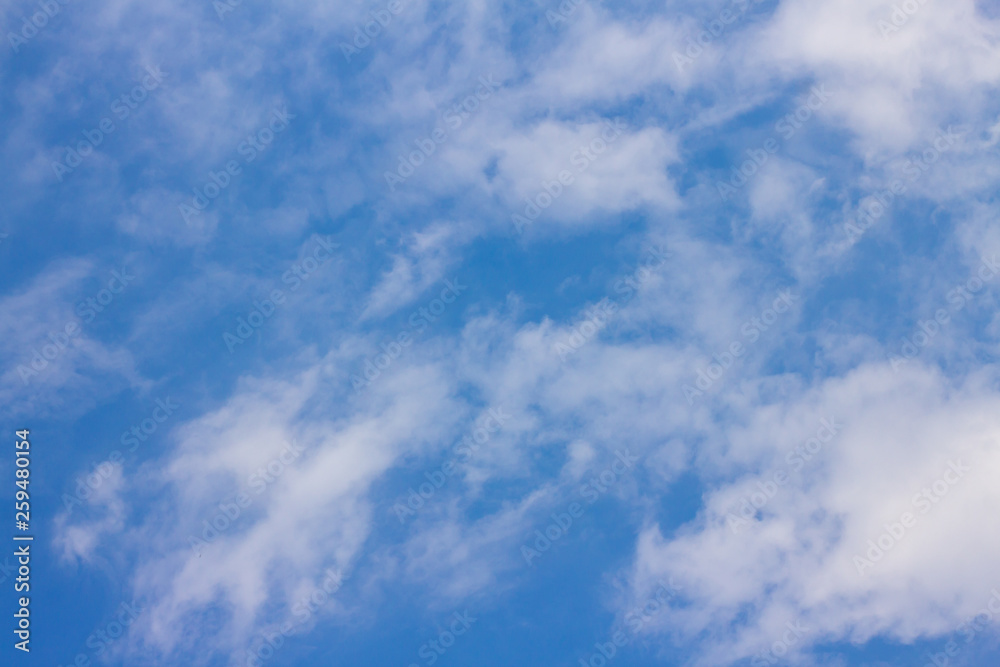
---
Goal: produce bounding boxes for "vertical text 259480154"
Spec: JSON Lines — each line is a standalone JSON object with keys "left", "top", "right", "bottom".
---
{"left": 13, "top": 429, "right": 32, "bottom": 653}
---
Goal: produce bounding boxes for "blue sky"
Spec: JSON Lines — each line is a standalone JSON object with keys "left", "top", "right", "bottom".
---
{"left": 2, "top": 0, "right": 1000, "bottom": 665}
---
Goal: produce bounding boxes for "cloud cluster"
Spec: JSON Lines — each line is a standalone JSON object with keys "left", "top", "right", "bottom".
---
{"left": 22, "top": 0, "right": 1000, "bottom": 665}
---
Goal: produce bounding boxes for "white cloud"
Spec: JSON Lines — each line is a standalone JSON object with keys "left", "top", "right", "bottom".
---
{"left": 0, "top": 258, "right": 146, "bottom": 419}
{"left": 627, "top": 362, "right": 1000, "bottom": 665}
{"left": 361, "top": 221, "right": 472, "bottom": 319}
{"left": 85, "top": 362, "right": 467, "bottom": 660}
{"left": 754, "top": 0, "right": 1000, "bottom": 153}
